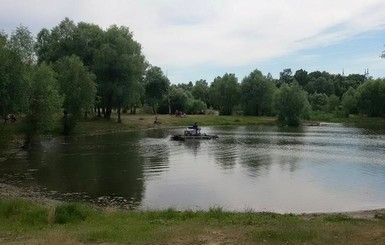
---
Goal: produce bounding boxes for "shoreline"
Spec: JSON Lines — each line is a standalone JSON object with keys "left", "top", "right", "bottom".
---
{"left": 1, "top": 182, "right": 384, "bottom": 220}
{"left": 2, "top": 115, "right": 385, "bottom": 220}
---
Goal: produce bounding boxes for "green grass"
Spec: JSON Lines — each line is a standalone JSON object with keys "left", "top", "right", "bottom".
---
{"left": 1, "top": 198, "right": 385, "bottom": 244}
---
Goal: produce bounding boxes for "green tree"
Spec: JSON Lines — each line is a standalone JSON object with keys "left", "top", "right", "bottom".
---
{"left": 23, "top": 64, "right": 62, "bottom": 148}
{"left": 7, "top": 25, "right": 36, "bottom": 65}
{"left": 94, "top": 25, "right": 146, "bottom": 121}
{"left": 240, "top": 69, "right": 275, "bottom": 116}
{"left": 54, "top": 55, "right": 97, "bottom": 133}
{"left": 158, "top": 85, "right": 191, "bottom": 114}
{"left": 144, "top": 66, "right": 170, "bottom": 114}
{"left": 35, "top": 19, "right": 104, "bottom": 67}
{"left": 294, "top": 69, "right": 308, "bottom": 88}
{"left": 341, "top": 87, "right": 357, "bottom": 117}
{"left": 327, "top": 94, "right": 340, "bottom": 112}
{"left": 356, "top": 79, "right": 385, "bottom": 117}
{"left": 209, "top": 73, "right": 240, "bottom": 115}
{"left": 308, "top": 92, "right": 328, "bottom": 111}
{"left": 0, "top": 33, "right": 29, "bottom": 120}
{"left": 35, "top": 18, "right": 77, "bottom": 64}
{"left": 72, "top": 22, "right": 104, "bottom": 67}
{"left": 189, "top": 99, "right": 207, "bottom": 114}
{"left": 305, "top": 77, "right": 335, "bottom": 96}
{"left": 273, "top": 82, "right": 308, "bottom": 126}
{"left": 191, "top": 79, "right": 210, "bottom": 107}
{"left": 277, "top": 68, "right": 293, "bottom": 87}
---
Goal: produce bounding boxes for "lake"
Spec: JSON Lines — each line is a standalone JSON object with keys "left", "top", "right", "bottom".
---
{"left": 1, "top": 123, "right": 385, "bottom": 213}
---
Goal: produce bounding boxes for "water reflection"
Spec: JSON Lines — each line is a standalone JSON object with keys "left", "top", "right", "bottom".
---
{"left": 1, "top": 124, "right": 385, "bottom": 213}
{"left": 1, "top": 132, "right": 164, "bottom": 208}
{"left": 183, "top": 140, "right": 201, "bottom": 157}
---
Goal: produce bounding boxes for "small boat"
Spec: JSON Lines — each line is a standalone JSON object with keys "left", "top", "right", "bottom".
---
{"left": 171, "top": 127, "right": 218, "bottom": 141}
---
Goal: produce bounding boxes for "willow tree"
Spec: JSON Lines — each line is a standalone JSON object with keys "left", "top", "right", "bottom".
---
{"left": 144, "top": 66, "right": 170, "bottom": 114}
{"left": 54, "top": 55, "right": 97, "bottom": 133}
{"left": 209, "top": 73, "right": 240, "bottom": 115}
{"left": 23, "top": 64, "right": 62, "bottom": 148}
{"left": 0, "top": 27, "right": 31, "bottom": 120}
{"left": 240, "top": 69, "right": 275, "bottom": 116}
{"left": 273, "top": 82, "right": 309, "bottom": 127}
{"left": 93, "top": 25, "right": 146, "bottom": 122}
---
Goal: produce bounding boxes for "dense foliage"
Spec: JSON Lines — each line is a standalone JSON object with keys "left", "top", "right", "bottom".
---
{"left": 1, "top": 18, "right": 384, "bottom": 145}
{"left": 273, "top": 83, "right": 309, "bottom": 126}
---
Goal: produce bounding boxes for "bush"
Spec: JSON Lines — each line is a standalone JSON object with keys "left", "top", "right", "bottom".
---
{"left": 0, "top": 199, "right": 48, "bottom": 225}
{"left": 54, "top": 203, "right": 93, "bottom": 224}
{"left": 187, "top": 99, "right": 207, "bottom": 114}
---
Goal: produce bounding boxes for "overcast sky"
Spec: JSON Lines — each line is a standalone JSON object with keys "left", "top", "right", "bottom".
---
{"left": 1, "top": 0, "right": 385, "bottom": 84}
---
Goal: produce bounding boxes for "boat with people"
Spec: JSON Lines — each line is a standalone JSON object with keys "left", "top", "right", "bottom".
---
{"left": 171, "top": 123, "right": 218, "bottom": 141}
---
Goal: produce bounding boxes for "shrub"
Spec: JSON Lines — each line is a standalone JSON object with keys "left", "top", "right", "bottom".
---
{"left": 0, "top": 199, "right": 48, "bottom": 225}
{"left": 54, "top": 203, "right": 93, "bottom": 224}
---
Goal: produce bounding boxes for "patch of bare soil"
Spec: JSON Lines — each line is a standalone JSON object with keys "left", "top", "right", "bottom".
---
{"left": 0, "top": 183, "right": 61, "bottom": 206}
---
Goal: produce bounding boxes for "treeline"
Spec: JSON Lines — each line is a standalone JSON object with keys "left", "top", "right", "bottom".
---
{"left": 1, "top": 18, "right": 385, "bottom": 145}
{"left": 167, "top": 68, "right": 385, "bottom": 125}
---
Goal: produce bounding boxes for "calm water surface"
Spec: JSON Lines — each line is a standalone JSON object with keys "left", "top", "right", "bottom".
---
{"left": 1, "top": 124, "right": 385, "bottom": 213}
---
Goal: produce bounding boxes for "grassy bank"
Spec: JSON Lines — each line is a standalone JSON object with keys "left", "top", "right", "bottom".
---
{"left": 52, "top": 114, "right": 277, "bottom": 135}
{"left": 1, "top": 198, "right": 385, "bottom": 244}
{"left": 2, "top": 113, "right": 384, "bottom": 148}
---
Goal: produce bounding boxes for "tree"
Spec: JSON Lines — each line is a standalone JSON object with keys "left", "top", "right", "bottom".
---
{"left": 35, "top": 18, "right": 77, "bottom": 64}
{"left": 277, "top": 68, "right": 293, "bottom": 87}
{"left": 327, "top": 94, "right": 340, "bottom": 112}
{"left": 356, "top": 79, "right": 385, "bottom": 117}
{"left": 209, "top": 73, "right": 240, "bottom": 115}
{"left": 158, "top": 85, "right": 190, "bottom": 114}
{"left": 54, "top": 55, "right": 97, "bottom": 134}
{"left": 72, "top": 22, "right": 104, "bottom": 67}
{"left": 273, "top": 82, "right": 308, "bottom": 126}
{"left": 23, "top": 64, "right": 63, "bottom": 148}
{"left": 191, "top": 79, "right": 210, "bottom": 107}
{"left": 144, "top": 66, "right": 170, "bottom": 114}
{"left": 305, "top": 77, "right": 334, "bottom": 95}
{"left": 308, "top": 93, "right": 328, "bottom": 111}
{"left": 0, "top": 33, "right": 29, "bottom": 120}
{"left": 7, "top": 25, "right": 36, "bottom": 65}
{"left": 177, "top": 81, "right": 194, "bottom": 92}
{"left": 341, "top": 87, "right": 357, "bottom": 117}
{"left": 94, "top": 25, "right": 146, "bottom": 121}
{"left": 35, "top": 19, "right": 104, "bottom": 67}
{"left": 240, "top": 69, "right": 275, "bottom": 116}
{"left": 189, "top": 99, "right": 207, "bottom": 114}
{"left": 294, "top": 69, "right": 308, "bottom": 88}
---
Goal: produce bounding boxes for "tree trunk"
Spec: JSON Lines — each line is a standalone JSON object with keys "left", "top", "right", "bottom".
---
{"left": 97, "top": 107, "right": 101, "bottom": 117}
{"left": 117, "top": 107, "right": 121, "bottom": 123}
{"left": 168, "top": 94, "right": 171, "bottom": 115}
{"left": 105, "top": 107, "right": 111, "bottom": 119}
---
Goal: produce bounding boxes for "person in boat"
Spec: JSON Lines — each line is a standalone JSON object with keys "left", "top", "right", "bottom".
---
{"left": 193, "top": 122, "right": 200, "bottom": 135}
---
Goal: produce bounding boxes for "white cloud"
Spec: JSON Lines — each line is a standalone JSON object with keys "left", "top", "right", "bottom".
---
{"left": 1, "top": 0, "right": 385, "bottom": 81}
